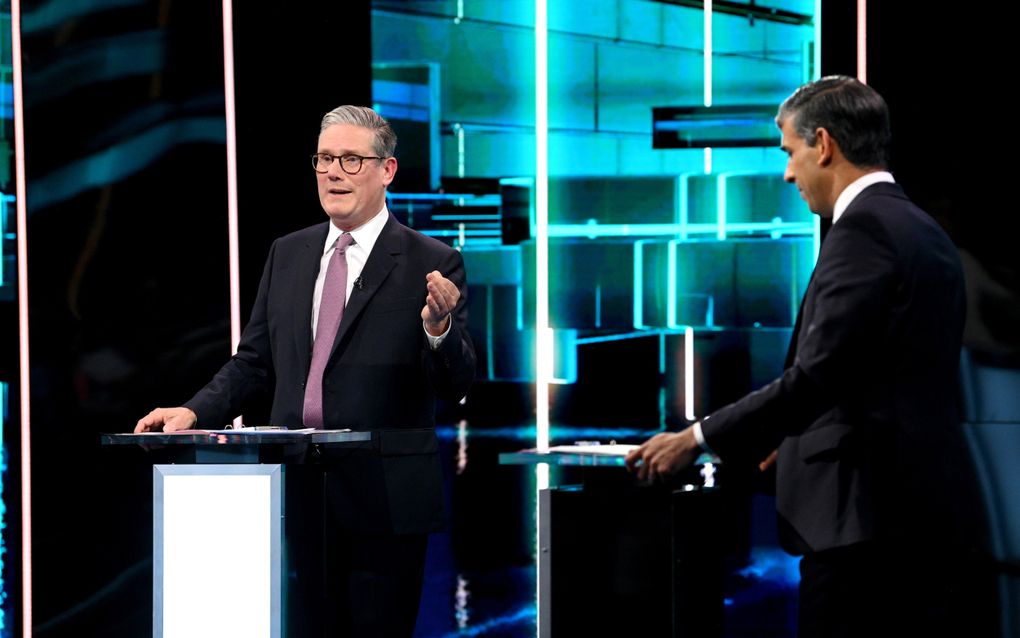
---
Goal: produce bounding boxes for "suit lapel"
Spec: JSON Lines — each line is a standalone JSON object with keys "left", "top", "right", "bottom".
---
{"left": 328, "top": 214, "right": 405, "bottom": 362}
{"left": 294, "top": 223, "right": 331, "bottom": 378}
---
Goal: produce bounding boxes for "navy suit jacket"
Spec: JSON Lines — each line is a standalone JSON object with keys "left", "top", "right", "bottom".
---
{"left": 185, "top": 214, "right": 475, "bottom": 534}
{"left": 700, "top": 182, "right": 982, "bottom": 554}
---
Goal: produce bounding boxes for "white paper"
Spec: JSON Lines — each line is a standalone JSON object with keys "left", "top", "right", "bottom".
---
{"left": 547, "top": 444, "right": 639, "bottom": 456}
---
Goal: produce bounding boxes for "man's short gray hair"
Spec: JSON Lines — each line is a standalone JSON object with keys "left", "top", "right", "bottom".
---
{"left": 320, "top": 105, "right": 397, "bottom": 158}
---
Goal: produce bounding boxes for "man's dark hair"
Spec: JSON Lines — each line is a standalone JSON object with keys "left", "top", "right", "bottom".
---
{"left": 777, "top": 75, "right": 891, "bottom": 169}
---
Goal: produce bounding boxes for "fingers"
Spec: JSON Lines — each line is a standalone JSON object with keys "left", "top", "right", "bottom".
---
{"left": 625, "top": 446, "right": 647, "bottom": 480}
{"left": 425, "top": 292, "right": 450, "bottom": 320}
{"left": 421, "top": 293, "right": 451, "bottom": 335}
{"left": 625, "top": 431, "right": 696, "bottom": 485}
{"left": 626, "top": 436, "right": 665, "bottom": 483}
{"left": 758, "top": 449, "right": 779, "bottom": 472}
{"left": 134, "top": 407, "right": 197, "bottom": 433}
{"left": 426, "top": 271, "right": 459, "bottom": 311}
{"left": 624, "top": 447, "right": 642, "bottom": 470}
{"left": 423, "top": 271, "right": 460, "bottom": 331}
{"left": 135, "top": 408, "right": 166, "bottom": 433}
{"left": 642, "top": 445, "right": 664, "bottom": 483}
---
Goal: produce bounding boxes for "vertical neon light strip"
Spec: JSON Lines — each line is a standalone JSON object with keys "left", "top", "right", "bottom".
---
{"left": 10, "top": 0, "right": 33, "bottom": 633}
{"left": 456, "top": 125, "right": 466, "bottom": 178}
{"left": 814, "top": 0, "right": 822, "bottom": 81}
{"left": 633, "top": 241, "right": 646, "bottom": 330}
{"left": 703, "top": 0, "right": 712, "bottom": 107}
{"left": 679, "top": 175, "right": 689, "bottom": 240}
{"left": 716, "top": 173, "right": 727, "bottom": 240}
{"left": 666, "top": 241, "right": 677, "bottom": 328}
{"left": 535, "top": 0, "right": 550, "bottom": 456}
{"left": 815, "top": 0, "right": 823, "bottom": 261}
{"left": 535, "top": 3, "right": 550, "bottom": 634}
{"left": 222, "top": 0, "right": 242, "bottom": 428}
{"left": 856, "top": 0, "right": 867, "bottom": 83}
{"left": 813, "top": 213, "right": 821, "bottom": 260}
{"left": 684, "top": 326, "right": 695, "bottom": 420}
{"left": 222, "top": 0, "right": 240, "bottom": 351}
{"left": 703, "top": 0, "right": 712, "bottom": 178}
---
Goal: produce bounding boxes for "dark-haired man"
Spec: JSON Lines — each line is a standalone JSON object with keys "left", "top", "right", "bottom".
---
{"left": 627, "top": 76, "right": 991, "bottom": 636}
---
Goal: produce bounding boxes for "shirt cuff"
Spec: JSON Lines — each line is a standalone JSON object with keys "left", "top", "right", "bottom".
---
{"left": 424, "top": 318, "right": 451, "bottom": 350}
{"left": 692, "top": 420, "right": 716, "bottom": 456}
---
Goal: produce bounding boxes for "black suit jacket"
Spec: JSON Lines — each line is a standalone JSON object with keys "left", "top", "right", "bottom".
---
{"left": 185, "top": 214, "right": 476, "bottom": 534}
{"left": 701, "top": 182, "right": 982, "bottom": 554}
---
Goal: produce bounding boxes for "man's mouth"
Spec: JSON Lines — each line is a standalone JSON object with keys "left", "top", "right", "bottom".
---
{"left": 329, "top": 188, "right": 352, "bottom": 195}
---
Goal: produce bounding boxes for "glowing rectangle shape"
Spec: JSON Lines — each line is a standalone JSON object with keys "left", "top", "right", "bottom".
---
{"left": 155, "top": 465, "right": 282, "bottom": 638}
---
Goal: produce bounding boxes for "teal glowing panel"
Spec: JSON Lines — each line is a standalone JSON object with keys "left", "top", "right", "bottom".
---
{"left": 373, "top": 0, "right": 817, "bottom": 383}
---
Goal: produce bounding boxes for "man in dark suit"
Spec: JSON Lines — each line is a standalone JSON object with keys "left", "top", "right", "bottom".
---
{"left": 136, "top": 105, "right": 475, "bottom": 637}
{"left": 626, "top": 77, "right": 991, "bottom": 636}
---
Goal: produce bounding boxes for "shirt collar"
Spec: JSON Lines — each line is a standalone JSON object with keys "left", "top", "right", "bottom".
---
{"left": 323, "top": 205, "right": 389, "bottom": 254}
{"left": 832, "top": 171, "right": 895, "bottom": 224}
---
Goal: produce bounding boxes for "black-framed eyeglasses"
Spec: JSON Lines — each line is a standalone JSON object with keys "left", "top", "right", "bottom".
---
{"left": 311, "top": 153, "right": 385, "bottom": 175}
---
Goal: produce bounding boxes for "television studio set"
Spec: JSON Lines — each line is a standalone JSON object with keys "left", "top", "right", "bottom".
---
{"left": 0, "top": 1, "right": 1016, "bottom": 637}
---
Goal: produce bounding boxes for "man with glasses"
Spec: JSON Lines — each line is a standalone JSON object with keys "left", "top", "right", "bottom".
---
{"left": 137, "top": 105, "right": 475, "bottom": 637}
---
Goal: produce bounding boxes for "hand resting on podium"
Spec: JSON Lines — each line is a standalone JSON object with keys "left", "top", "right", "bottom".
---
{"left": 135, "top": 407, "right": 198, "bottom": 433}
{"left": 624, "top": 427, "right": 701, "bottom": 483}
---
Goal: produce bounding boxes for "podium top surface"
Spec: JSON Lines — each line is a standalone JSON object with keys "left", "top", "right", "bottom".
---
{"left": 101, "top": 429, "right": 373, "bottom": 446}
{"left": 500, "top": 449, "right": 631, "bottom": 467}
{"left": 499, "top": 448, "right": 719, "bottom": 468}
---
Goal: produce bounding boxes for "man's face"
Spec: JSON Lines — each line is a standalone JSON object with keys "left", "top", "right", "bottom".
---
{"left": 780, "top": 116, "right": 833, "bottom": 217}
{"left": 316, "top": 123, "right": 397, "bottom": 231}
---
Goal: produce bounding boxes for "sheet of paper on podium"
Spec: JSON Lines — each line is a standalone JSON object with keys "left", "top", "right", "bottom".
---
{"left": 132, "top": 427, "right": 328, "bottom": 435}
{"left": 547, "top": 444, "right": 639, "bottom": 456}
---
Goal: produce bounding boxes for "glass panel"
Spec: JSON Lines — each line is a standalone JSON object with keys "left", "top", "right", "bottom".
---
{"left": 372, "top": 1, "right": 816, "bottom": 636}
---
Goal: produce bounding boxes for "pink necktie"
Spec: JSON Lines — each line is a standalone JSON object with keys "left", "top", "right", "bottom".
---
{"left": 303, "top": 233, "right": 355, "bottom": 429}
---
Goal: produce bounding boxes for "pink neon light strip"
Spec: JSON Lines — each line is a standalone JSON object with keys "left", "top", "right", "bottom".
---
{"left": 857, "top": 0, "right": 867, "bottom": 83}
{"left": 9, "top": 2, "right": 244, "bottom": 630}
{"left": 222, "top": 0, "right": 243, "bottom": 427}
{"left": 10, "top": 0, "right": 33, "bottom": 634}
{"left": 222, "top": 0, "right": 240, "bottom": 352}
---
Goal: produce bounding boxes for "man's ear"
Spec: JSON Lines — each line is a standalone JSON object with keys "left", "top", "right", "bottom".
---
{"left": 814, "top": 127, "right": 836, "bottom": 167}
{"left": 382, "top": 156, "right": 398, "bottom": 186}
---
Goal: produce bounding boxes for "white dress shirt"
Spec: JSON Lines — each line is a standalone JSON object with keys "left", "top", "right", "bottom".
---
{"left": 311, "top": 206, "right": 449, "bottom": 349}
{"left": 832, "top": 170, "right": 895, "bottom": 224}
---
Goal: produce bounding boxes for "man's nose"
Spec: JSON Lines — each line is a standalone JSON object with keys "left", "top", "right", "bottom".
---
{"left": 327, "top": 160, "right": 346, "bottom": 178}
{"left": 783, "top": 165, "right": 795, "bottom": 183}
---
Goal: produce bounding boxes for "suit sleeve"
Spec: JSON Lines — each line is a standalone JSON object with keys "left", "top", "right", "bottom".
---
{"left": 425, "top": 248, "right": 476, "bottom": 402}
{"left": 183, "top": 241, "right": 278, "bottom": 428}
{"left": 701, "top": 211, "right": 898, "bottom": 462}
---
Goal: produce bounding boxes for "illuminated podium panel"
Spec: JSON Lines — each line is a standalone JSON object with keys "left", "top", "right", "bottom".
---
{"left": 102, "top": 429, "right": 375, "bottom": 638}
{"left": 155, "top": 464, "right": 282, "bottom": 638}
